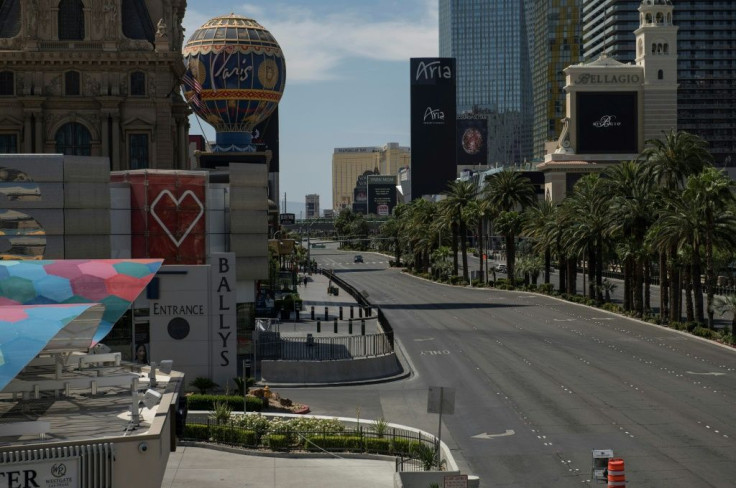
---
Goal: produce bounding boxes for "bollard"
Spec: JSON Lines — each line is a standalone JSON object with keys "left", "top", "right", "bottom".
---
{"left": 350, "top": 306, "right": 354, "bottom": 319}
{"left": 349, "top": 319, "right": 353, "bottom": 334}
{"left": 359, "top": 307, "right": 363, "bottom": 318}
{"left": 361, "top": 319, "right": 365, "bottom": 335}
{"left": 334, "top": 318, "right": 338, "bottom": 333}
{"left": 311, "top": 306, "right": 314, "bottom": 320}
{"left": 317, "top": 320, "right": 321, "bottom": 333}
{"left": 339, "top": 306, "right": 343, "bottom": 320}
{"left": 324, "top": 306, "right": 328, "bottom": 321}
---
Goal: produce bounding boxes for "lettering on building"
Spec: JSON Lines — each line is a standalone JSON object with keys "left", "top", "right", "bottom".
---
{"left": 415, "top": 60, "right": 452, "bottom": 81}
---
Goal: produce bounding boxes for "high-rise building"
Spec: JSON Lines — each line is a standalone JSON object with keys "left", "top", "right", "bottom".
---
{"left": 582, "top": 0, "right": 736, "bottom": 163}
{"left": 305, "top": 194, "right": 320, "bottom": 219}
{"left": 439, "top": 0, "right": 535, "bottom": 164}
{"left": 332, "top": 143, "right": 409, "bottom": 211}
{"left": 0, "top": 1, "right": 190, "bottom": 169}
{"left": 529, "top": 1, "right": 583, "bottom": 159}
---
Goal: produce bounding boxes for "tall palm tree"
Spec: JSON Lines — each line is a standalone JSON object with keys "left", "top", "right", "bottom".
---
{"left": 604, "top": 161, "right": 657, "bottom": 316}
{"left": 465, "top": 198, "right": 493, "bottom": 283}
{"left": 563, "top": 174, "right": 611, "bottom": 304}
{"left": 483, "top": 169, "right": 536, "bottom": 283}
{"left": 523, "top": 199, "right": 557, "bottom": 284}
{"left": 440, "top": 180, "right": 478, "bottom": 282}
{"left": 640, "top": 130, "right": 715, "bottom": 322}
{"left": 681, "top": 167, "right": 736, "bottom": 327}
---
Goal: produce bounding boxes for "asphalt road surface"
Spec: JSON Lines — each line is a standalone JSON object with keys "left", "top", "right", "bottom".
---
{"left": 280, "top": 242, "right": 736, "bottom": 488}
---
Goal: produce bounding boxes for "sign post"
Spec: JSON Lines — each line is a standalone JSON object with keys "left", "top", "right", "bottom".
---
{"left": 427, "top": 386, "right": 455, "bottom": 469}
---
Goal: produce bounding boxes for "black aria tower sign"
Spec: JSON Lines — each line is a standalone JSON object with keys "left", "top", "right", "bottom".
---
{"left": 410, "top": 58, "right": 457, "bottom": 200}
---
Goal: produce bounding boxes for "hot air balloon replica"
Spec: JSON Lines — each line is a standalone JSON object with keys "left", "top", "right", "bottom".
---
{"left": 182, "top": 14, "right": 286, "bottom": 152}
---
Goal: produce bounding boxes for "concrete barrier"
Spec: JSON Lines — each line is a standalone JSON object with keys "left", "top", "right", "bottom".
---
{"left": 261, "top": 353, "right": 401, "bottom": 384}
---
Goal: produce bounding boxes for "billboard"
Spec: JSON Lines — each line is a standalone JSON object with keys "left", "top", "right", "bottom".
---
{"left": 410, "top": 58, "right": 457, "bottom": 199}
{"left": 367, "top": 175, "right": 397, "bottom": 216}
{"left": 576, "top": 92, "right": 638, "bottom": 154}
{"left": 457, "top": 117, "right": 488, "bottom": 166}
{"left": 112, "top": 170, "right": 207, "bottom": 265}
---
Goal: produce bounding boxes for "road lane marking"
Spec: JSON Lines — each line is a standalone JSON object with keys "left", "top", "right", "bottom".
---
{"left": 686, "top": 371, "right": 726, "bottom": 376}
{"left": 472, "top": 429, "right": 515, "bottom": 439}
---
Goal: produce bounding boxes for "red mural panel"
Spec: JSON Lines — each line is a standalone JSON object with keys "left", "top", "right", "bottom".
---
{"left": 112, "top": 170, "right": 207, "bottom": 264}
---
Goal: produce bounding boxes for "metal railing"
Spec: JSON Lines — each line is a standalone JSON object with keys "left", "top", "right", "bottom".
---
{"left": 182, "top": 416, "right": 439, "bottom": 471}
{"left": 258, "top": 333, "right": 393, "bottom": 360}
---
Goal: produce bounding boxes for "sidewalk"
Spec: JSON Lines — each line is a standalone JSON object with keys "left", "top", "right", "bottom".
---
{"left": 163, "top": 445, "right": 396, "bottom": 488}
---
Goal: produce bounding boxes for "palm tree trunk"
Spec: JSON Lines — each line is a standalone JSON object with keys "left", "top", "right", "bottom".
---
{"left": 705, "top": 217, "right": 715, "bottom": 328}
{"left": 623, "top": 257, "right": 632, "bottom": 312}
{"left": 452, "top": 224, "right": 459, "bottom": 277}
{"left": 684, "top": 265, "right": 694, "bottom": 323}
{"left": 506, "top": 233, "right": 516, "bottom": 285}
{"left": 692, "top": 250, "right": 704, "bottom": 325}
{"left": 394, "top": 237, "right": 401, "bottom": 266}
{"left": 544, "top": 247, "right": 551, "bottom": 284}
{"left": 659, "top": 252, "right": 668, "bottom": 322}
{"left": 587, "top": 244, "right": 595, "bottom": 299}
{"left": 644, "top": 259, "right": 651, "bottom": 315}
{"left": 595, "top": 238, "right": 604, "bottom": 304}
{"left": 558, "top": 252, "right": 566, "bottom": 293}
{"left": 478, "top": 222, "right": 484, "bottom": 283}
{"left": 567, "top": 256, "right": 577, "bottom": 295}
{"left": 634, "top": 256, "right": 644, "bottom": 317}
{"left": 669, "top": 263, "right": 680, "bottom": 324}
{"left": 460, "top": 222, "right": 469, "bottom": 283}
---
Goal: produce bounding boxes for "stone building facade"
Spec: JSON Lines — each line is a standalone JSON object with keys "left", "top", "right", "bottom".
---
{"left": 0, "top": 0, "right": 190, "bottom": 170}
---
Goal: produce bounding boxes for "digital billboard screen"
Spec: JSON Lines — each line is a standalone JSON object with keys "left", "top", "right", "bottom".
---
{"left": 367, "top": 175, "right": 397, "bottom": 216}
{"left": 576, "top": 92, "right": 638, "bottom": 154}
{"left": 410, "top": 58, "right": 456, "bottom": 199}
{"left": 456, "top": 117, "right": 488, "bottom": 166}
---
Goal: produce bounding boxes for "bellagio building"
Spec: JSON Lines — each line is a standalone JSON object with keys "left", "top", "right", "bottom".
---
{"left": 0, "top": 0, "right": 190, "bottom": 169}
{"left": 332, "top": 142, "right": 409, "bottom": 211}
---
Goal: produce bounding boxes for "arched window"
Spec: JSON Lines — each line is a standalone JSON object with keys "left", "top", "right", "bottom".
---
{"left": 130, "top": 71, "right": 146, "bottom": 96}
{"left": 652, "top": 43, "right": 656, "bottom": 54}
{"left": 55, "top": 122, "right": 91, "bottom": 155}
{"left": 663, "top": 43, "right": 668, "bottom": 54}
{"left": 658, "top": 70, "right": 664, "bottom": 80}
{"left": 58, "top": 0, "right": 84, "bottom": 40}
{"left": 0, "top": 71, "right": 14, "bottom": 96}
{"left": 0, "top": 0, "right": 21, "bottom": 38}
{"left": 645, "top": 13, "right": 652, "bottom": 24}
{"left": 65, "top": 71, "right": 80, "bottom": 96}
{"left": 655, "top": 12, "right": 664, "bottom": 24}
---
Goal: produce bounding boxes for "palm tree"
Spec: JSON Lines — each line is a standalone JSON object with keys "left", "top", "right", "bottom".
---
{"left": 523, "top": 199, "right": 557, "bottom": 284}
{"left": 640, "top": 130, "right": 715, "bottom": 322}
{"left": 604, "top": 161, "right": 657, "bottom": 316}
{"left": 681, "top": 167, "right": 736, "bottom": 327}
{"left": 713, "top": 295, "right": 736, "bottom": 343}
{"left": 440, "top": 180, "right": 477, "bottom": 282}
{"left": 464, "top": 198, "right": 493, "bottom": 283}
{"left": 483, "top": 169, "right": 536, "bottom": 283}
{"left": 563, "top": 174, "right": 611, "bottom": 304}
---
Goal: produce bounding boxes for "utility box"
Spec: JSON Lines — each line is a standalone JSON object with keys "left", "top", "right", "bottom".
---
{"left": 591, "top": 449, "right": 614, "bottom": 483}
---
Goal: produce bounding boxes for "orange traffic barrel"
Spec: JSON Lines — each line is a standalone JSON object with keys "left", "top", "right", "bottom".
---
{"left": 608, "top": 458, "right": 626, "bottom": 487}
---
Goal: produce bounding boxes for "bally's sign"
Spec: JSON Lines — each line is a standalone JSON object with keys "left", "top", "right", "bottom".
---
{"left": 575, "top": 73, "right": 641, "bottom": 85}
{"left": 210, "top": 252, "right": 236, "bottom": 385}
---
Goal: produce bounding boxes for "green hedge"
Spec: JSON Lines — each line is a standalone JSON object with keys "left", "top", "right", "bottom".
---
{"left": 187, "top": 394, "right": 264, "bottom": 412}
{"left": 265, "top": 434, "right": 289, "bottom": 450}
{"left": 304, "top": 435, "right": 364, "bottom": 452}
{"left": 183, "top": 423, "right": 257, "bottom": 445}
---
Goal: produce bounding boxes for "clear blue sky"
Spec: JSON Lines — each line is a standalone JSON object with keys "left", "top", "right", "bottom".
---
{"left": 183, "top": 0, "right": 439, "bottom": 213}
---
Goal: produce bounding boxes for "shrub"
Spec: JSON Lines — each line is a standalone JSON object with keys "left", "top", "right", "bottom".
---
{"left": 183, "top": 423, "right": 209, "bottom": 440}
{"left": 211, "top": 425, "right": 257, "bottom": 445}
{"left": 538, "top": 283, "right": 554, "bottom": 294}
{"left": 190, "top": 377, "right": 218, "bottom": 394}
{"left": 233, "top": 413, "right": 271, "bottom": 441}
{"left": 265, "top": 434, "right": 289, "bottom": 450}
{"left": 304, "top": 435, "right": 364, "bottom": 452}
{"left": 210, "top": 400, "right": 232, "bottom": 425}
{"left": 371, "top": 417, "right": 389, "bottom": 438}
{"left": 187, "top": 394, "right": 264, "bottom": 412}
{"left": 364, "top": 437, "right": 391, "bottom": 454}
{"left": 693, "top": 326, "right": 720, "bottom": 339}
